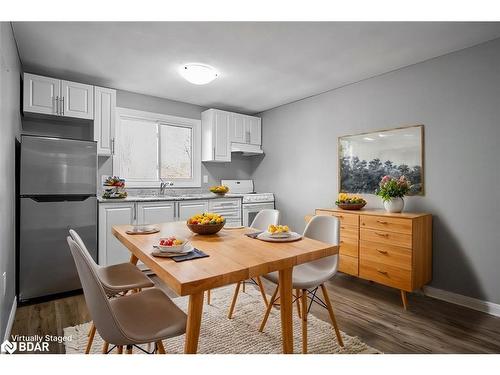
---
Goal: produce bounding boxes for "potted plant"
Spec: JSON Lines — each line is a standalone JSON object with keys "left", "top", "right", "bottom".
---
{"left": 376, "top": 175, "right": 411, "bottom": 213}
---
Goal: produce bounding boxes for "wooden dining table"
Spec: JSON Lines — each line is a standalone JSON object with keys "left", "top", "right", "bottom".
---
{"left": 112, "top": 221, "right": 338, "bottom": 354}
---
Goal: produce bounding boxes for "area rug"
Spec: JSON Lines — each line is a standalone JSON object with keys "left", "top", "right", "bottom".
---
{"left": 64, "top": 285, "right": 379, "bottom": 354}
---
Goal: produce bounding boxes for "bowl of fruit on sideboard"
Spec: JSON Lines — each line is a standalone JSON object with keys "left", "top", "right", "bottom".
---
{"left": 335, "top": 193, "right": 367, "bottom": 210}
{"left": 209, "top": 185, "right": 229, "bottom": 196}
{"left": 186, "top": 213, "right": 226, "bottom": 235}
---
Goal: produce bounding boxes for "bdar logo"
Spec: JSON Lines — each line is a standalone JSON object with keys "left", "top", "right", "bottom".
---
{"left": 1, "top": 340, "right": 17, "bottom": 354}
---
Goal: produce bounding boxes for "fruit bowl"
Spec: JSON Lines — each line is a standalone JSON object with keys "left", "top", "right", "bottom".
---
{"left": 158, "top": 237, "right": 188, "bottom": 253}
{"left": 335, "top": 193, "right": 366, "bottom": 210}
{"left": 209, "top": 185, "right": 229, "bottom": 196}
{"left": 187, "top": 213, "right": 226, "bottom": 235}
{"left": 187, "top": 221, "right": 225, "bottom": 235}
{"left": 335, "top": 202, "right": 366, "bottom": 210}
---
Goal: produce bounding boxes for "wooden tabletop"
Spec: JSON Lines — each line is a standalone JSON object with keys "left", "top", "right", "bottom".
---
{"left": 112, "top": 221, "right": 338, "bottom": 296}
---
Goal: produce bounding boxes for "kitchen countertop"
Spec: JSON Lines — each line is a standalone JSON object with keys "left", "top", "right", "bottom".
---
{"left": 98, "top": 193, "right": 244, "bottom": 203}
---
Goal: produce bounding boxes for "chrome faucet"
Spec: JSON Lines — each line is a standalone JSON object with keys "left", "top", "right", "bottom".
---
{"left": 159, "top": 178, "right": 174, "bottom": 195}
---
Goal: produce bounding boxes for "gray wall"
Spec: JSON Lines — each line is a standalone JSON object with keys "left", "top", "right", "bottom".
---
{"left": 253, "top": 38, "right": 500, "bottom": 304}
{"left": 0, "top": 22, "right": 22, "bottom": 340}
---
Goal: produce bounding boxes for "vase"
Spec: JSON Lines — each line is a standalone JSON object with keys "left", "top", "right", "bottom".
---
{"left": 383, "top": 197, "right": 404, "bottom": 213}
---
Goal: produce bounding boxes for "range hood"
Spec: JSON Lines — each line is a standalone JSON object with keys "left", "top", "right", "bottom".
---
{"left": 231, "top": 142, "right": 264, "bottom": 156}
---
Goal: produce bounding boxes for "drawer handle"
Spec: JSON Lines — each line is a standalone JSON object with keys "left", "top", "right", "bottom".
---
{"left": 340, "top": 240, "right": 344, "bottom": 244}
{"left": 377, "top": 269, "right": 388, "bottom": 275}
{"left": 376, "top": 249, "right": 388, "bottom": 254}
{"left": 337, "top": 215, "right": 344, "bottom": 218}
{"left": 375, "top": 232, "right": 389, "bottom": 238}
{"left": 377, "top": 220, "right": 388, "bottom": 224}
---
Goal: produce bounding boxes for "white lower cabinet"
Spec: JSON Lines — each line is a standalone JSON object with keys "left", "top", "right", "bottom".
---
{"left": 137, "top": 201, "right": 175, "bottom": 224}
{"left": 98, "top": 202, "right": 135, "bottom": 266}
{"left": 209, "top": 198, "right": 242, "bottom": 226}
{"left": 178, "top": 200, "right": 209, "bottom": 221}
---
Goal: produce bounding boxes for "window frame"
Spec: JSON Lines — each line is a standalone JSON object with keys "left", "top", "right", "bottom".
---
{"left": 114, "top": 107, "right": 201, "bottom": 188}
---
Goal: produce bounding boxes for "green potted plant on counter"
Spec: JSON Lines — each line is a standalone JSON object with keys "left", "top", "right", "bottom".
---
{"left": 376, "top": 175, "right": 411, "bottom": 213}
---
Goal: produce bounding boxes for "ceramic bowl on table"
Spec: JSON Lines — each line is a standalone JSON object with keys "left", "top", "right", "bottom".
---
{"left": 158, "top": 237, "right": 189, "bottom": 253}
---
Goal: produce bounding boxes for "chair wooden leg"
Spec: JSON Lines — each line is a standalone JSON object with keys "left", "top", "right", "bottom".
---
{"left": 102, "top": 342, "right": 109, "bottom": 354}
{"left": 156, "top": 340, "right": 166, "bottom": 354}
{"left": 242, "top": 280, "right": 246, "bottom": 292}
{"left": 227, "top": 282, "right": 241, "bottom": 319}
{"left": 400, "top": 290, "right": 408, "bottom": 310}
{"left": 259, "top": 285, "right": 279, "bottom": 332}
{"left": 301, "top": 288, "right": 308, "bottom": 354}
{"left": 117, "top": 345, "right": 123, "bottom": 354}
{"left": 320, "top": 284, "right": 344, "bottom": 347}
{"left": 295, "top": 289, "right": 302, "bottom": 319}
{"left": 85, "top": 323, "right": 96, "bottom": 354}
{"left": 206, "top": 289, "right": 211, "bottom": 305}
{"left": 256, "top": 277, "right": 269, "bottom": 307}
{"left": 126, "top": 345, "right": 133, "bottom": 354}
{"left": 87, "top": 322, "right": 94, "bottom": 337}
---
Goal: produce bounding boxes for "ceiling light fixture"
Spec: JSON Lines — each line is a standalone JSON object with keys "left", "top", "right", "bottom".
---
{"left": 180, "top": 63, "right": 219, "bottom": 85}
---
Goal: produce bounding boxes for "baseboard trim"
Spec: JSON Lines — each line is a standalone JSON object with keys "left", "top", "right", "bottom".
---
{"left": 423, "top": 286, "right": 500, "bottom": 318}
{"left": 3, "top": 296, "right": 17, "bottom": 342}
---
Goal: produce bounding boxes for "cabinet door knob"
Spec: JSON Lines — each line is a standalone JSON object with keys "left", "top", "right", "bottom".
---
{"left": 377, "top": 270, "right": 388, "bottom": 275}
{"left": 377, "top": 220, "right": 388, "bottom": 224}
{"left": 377, "top": 249, "right": 388, "bottom": 254}
{"left": 375, "top": 232, "right": 389, "bottom": 238}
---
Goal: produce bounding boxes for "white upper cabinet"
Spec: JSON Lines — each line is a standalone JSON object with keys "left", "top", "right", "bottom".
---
{"left": 203, "top": 109, "right": 262, "bottom": 162}
{"left": 61, "top": 80, "right": 94, "bottom": 119}
{"left": 245, "top": 115, "right": 262, "bottom": 145}
{"left": 230, "top": 113, "right": 246, "bottom": 143}
{"left": 23, "top": 73, "right": 60, "bottom": 116}
{"left": 23, "top": 73, "right": 94, "bottom": 120}
{"left": 94, "top": 87, "right": 116, "bottom": 156}
{"left": 202, "top": 109, "right": 231, "bottom": 162}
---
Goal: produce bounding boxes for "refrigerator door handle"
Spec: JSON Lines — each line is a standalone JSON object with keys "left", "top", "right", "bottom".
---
{"left": 25, "top": 195, "right": 94, "bottom": 203}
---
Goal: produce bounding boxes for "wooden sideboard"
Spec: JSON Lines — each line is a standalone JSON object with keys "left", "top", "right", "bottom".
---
{"left": 309, "top": 208, "right": 432, "bottom": 309}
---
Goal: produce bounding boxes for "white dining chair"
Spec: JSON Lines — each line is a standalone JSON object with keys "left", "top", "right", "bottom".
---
{"left": 227, "top": 209, "right": 280, "bottom": 319}
{"left": 258, "top": 215, "right": 344, "bottom": 353}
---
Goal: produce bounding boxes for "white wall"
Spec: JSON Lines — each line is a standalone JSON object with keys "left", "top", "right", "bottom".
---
{"left": 253, "top": 38, "right": 500, "bottom": 305}
{"left": 0, "top": 22, "right": 22, "bottom": 340}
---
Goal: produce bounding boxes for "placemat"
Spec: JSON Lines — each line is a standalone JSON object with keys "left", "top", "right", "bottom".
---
{"left": 171, "top": 248, "right": 209, "bottom": 262}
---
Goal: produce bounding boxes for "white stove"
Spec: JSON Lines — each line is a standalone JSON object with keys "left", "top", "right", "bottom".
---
{"left": 221, "top": 180, "right": 275, "bottom": 226}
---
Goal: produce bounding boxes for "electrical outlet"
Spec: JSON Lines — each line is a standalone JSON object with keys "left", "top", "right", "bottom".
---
{"left": 2, "top": 272, "right": 6, "bottom": 298}
{"left": 203, "top": 175, "right": 208, "bottom": 184}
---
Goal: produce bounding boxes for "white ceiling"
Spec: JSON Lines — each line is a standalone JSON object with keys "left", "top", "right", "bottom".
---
{"left": 12, "top": 22, "right": 500, "bottom": 114}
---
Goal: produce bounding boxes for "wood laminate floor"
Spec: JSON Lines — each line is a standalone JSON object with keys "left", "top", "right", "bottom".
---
{"left": 10, "top": 274, "right": 500, "bottom": 354}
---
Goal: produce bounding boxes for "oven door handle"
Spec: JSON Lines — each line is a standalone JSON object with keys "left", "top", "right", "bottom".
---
{"left": 243, "top": 203, "right": 274, "bottom": 209}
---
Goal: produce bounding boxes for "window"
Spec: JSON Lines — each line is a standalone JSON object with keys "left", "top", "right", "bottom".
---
{"left": 114, "top": 108, "right": 201, "bottom": 187}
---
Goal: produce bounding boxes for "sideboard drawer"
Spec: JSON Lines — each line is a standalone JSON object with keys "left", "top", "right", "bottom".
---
{"left": 339, "top": 236, "right": 358, "bottom": 258}
{"left": 316, "top": 210, "right": 359, "bottom": 227}
{"left": 360, "top": 240, "right": 411, "bottom": 270}
{"left": 359, "top": 259, "right": 412, "bottom": 290}
{"left": 339, "top": 224, "right": 358, "bottom": 239}
{"left": 360, "top": 228, "right": 412, "bottom": 249}
{"left": 339, "top": 254, "right": 358, "bottom": 276}
{"left": 360, "top": 215, "right": 412, "bottom": 234}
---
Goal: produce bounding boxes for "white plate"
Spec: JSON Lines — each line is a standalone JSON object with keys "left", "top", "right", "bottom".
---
{"left": 152, "top": 244, "right": 194, "bottom": 257}
{"left": 257, "top": 232, "right": 302, "bottom": 242}
{"left": 265, "top": 231, "right": 291, "bottom": 238}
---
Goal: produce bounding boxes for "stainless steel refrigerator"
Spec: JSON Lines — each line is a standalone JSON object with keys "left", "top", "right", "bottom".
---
{"left": 19, "top": 135, "right": 97, "bottom": 302}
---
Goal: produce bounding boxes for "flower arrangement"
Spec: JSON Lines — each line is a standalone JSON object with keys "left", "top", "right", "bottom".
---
{"left": 376, "top": 175, "right": 411, "bottom": 202}
{"left": 335, "top": 193, "right": 366, "bottom": 210}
